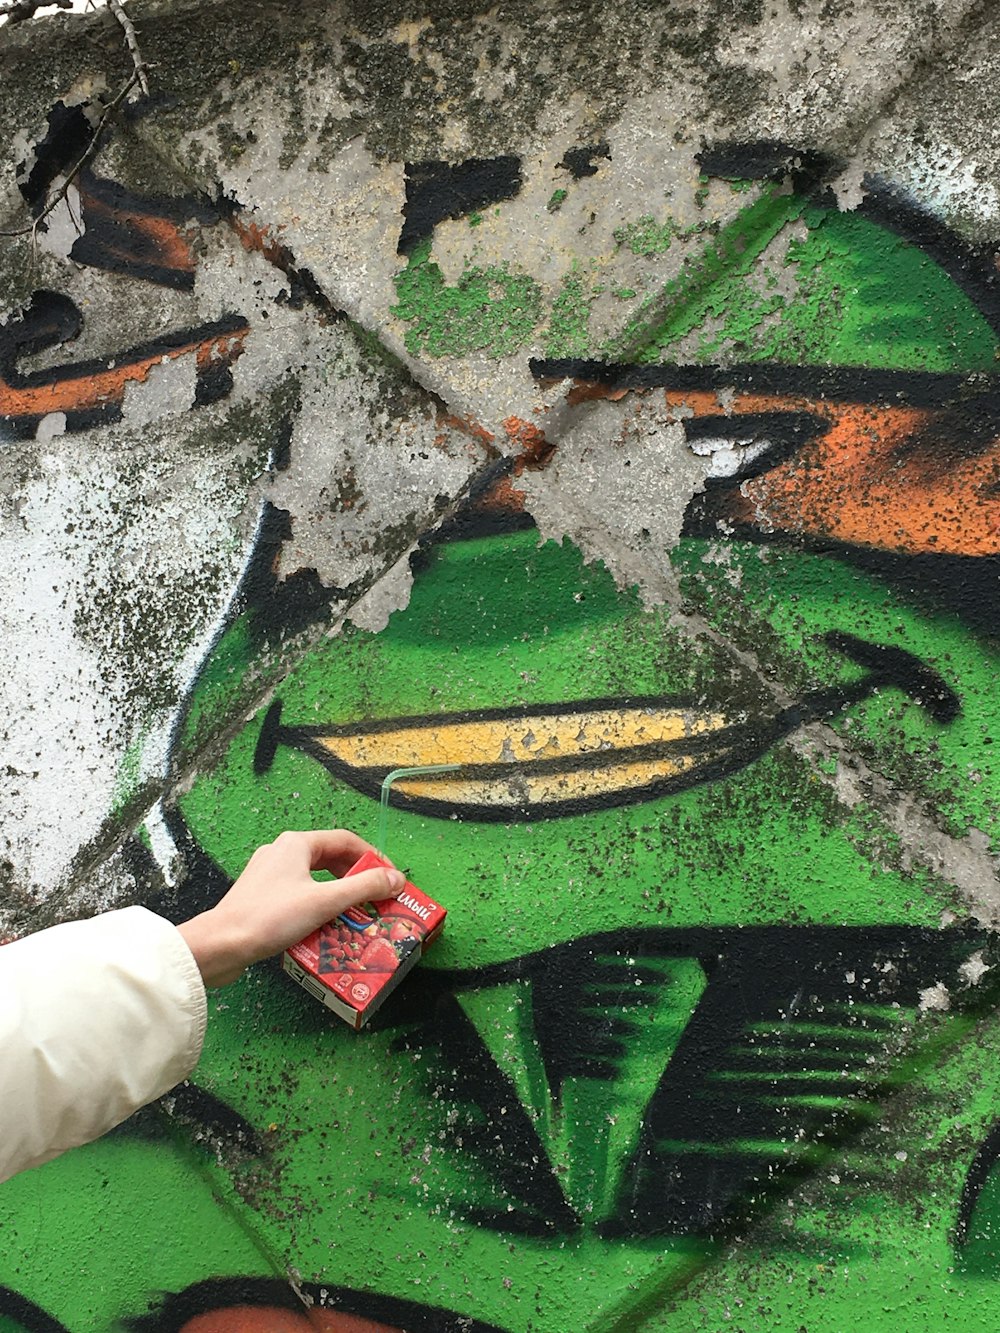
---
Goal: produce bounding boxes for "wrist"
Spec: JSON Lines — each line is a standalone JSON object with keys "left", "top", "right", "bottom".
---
{"left": 177, "top": 908, "right": 248, "bottom": 989}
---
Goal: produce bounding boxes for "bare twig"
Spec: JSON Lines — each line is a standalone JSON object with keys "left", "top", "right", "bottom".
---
{"left": 0, "top": 0, "right": 149, "bottom": 253}
{"left": 0, "top": 0, "right": 72, "bottom": 22}
{"left": 0, "top": 66, "right": 140, "bottom": 238}
{"left": 107, "top": 0, "right": 147, "bottom": 96}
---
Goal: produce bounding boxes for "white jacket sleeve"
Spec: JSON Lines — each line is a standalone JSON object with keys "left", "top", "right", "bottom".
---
{"left": 0, "top": 905, "right": 207, "bottom": 1182}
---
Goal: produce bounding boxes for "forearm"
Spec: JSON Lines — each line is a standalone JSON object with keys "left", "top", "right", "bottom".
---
{"left": 0, "top": 906, "right": 206, "bottom": 1182}
{"left": 0, "top": 828, "right": 401, "bottom": 1182}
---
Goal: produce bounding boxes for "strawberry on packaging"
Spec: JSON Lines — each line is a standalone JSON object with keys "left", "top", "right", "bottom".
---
{"left": 283, "top": 850, "right": 446, "bottom": 1030}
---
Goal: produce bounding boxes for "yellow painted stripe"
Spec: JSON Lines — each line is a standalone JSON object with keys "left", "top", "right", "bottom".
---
{"left": 389, "top": 750, "right": 728, "bottom": 806}
{"left": 314, "top": 706, "right": 730, "bottom": 770}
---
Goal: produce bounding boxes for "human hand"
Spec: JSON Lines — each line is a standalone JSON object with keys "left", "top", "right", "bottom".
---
{"left": 177, "top": 829, "right": 404, "bottom": 987}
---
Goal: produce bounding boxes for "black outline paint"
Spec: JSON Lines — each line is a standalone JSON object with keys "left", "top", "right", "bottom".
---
{"left": 557, "top": 142, "right": 611, "bottom": 179}
{"left": 0, "top": 294, "right": 248, "bottom": 440}
{"left": 398, "top": 156, "right": 522, "bottom": 256}
{"left": 17, "top": 100, "right": 95, "bottom": 210}
{"left": 253, "top": 634, "right": 957, "bottom": 822}
{"left": 0, "top": 1287, "right": 70, "bottom": 1333}
{"left": 70, "top": 169, "right": 221, "bottom": 290}
{"left": 143, "top": 808, "right": 986, "bottom": 1244}
{"left": 125, "top": 1274, "right": 510, "bottom": 1332}
{"left": 528, "top": 355, "right": 1000, "bottom": 410}
{"left": 956, "top": 1118, "right": 1000, "bottom": 1251}
{"left": 696, "top": 138, "right": 841, "bottom": 191}
{"left": 395, "top": 922, "right": 982, "bottom": 1240}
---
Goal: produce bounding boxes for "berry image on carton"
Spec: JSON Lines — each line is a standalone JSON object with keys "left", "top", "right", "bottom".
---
{"left": 283, "top": 850, "right": 447, "bottom": 1029}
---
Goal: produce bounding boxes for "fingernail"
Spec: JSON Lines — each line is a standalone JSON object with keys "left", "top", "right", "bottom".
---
{"left": 387, "top": 869, "right": 405, "bottom": 891}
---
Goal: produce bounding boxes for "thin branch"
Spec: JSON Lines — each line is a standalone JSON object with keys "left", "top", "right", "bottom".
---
{"left": 0, "top": 67, "right": 140, "bottom": 239}
{"left": 0, "top": 0, "right": 72, "bottom": 22}
{"left": 107, "top": 0, "right": 147, "bottom": 96}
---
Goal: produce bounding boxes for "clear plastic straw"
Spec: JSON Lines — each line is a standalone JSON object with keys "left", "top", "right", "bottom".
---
{"left": 377, "top": 764, "right": 460, "bottom": 857}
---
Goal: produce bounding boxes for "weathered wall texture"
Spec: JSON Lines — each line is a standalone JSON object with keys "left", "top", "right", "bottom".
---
{"left": 5, "top": 0, "right": 1000, "bottom": 1327}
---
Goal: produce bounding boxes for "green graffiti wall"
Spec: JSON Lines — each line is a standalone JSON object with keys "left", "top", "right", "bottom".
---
{"left": 6, "top": 4, "right": 1000, "bottom": 1329}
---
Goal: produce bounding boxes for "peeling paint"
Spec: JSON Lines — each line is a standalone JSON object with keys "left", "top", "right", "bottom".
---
{"left": 7, "top": 2, "right": 1000, "bottom": 1331}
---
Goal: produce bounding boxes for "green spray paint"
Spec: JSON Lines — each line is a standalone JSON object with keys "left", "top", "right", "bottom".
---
{"left": 134, "top": 520, "right": 998, "bottom": 1333}
{"left": 13, "top": 157, "right": 1000, "bottom": 1333}
{"left": 392, "top": 238, "right": 542, "bottom": 358}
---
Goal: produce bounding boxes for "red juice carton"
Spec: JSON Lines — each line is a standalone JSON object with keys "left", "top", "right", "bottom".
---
{"left": 282, "top": 850, "right": 446, "bottom": 1030}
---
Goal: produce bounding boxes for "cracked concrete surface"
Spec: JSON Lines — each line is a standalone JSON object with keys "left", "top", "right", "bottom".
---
{"left": 6, "top": 4, "right": 1000, "bottom": 1331}
{"left": 0, "top": 0, "right": 996, "bottom": 913}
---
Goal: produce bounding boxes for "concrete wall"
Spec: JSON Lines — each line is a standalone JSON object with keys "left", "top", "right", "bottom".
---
{"left": 4, "top": 0, "right": 1000, "bottom": 1327}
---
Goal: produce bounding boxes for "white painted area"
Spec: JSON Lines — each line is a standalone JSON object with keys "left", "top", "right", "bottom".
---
{"left": 917, "top": 983, "right": 951, "bottom": 1012}
{"left": 0, "top": 404, "right": 270, "bottom": 913}
{"left": 0, "top": 0, "right": 104, "bottom": 25}
{"left": 35, "top": 411, "right": 66, "bottom": 444}
{"left": 0, "top": 465, "right": 123, "bottom": 903}
{"left": 140, "top": 496, "right": 270, "bottom": 792}
{"left": 142, "top": 803, "right": 181, "bottom": 886}
{"left": 35, "top": 180, "right": 83, "bottom": 262}
{"left": 960, "top": 951, "right": 990, "bottom": 987}
{"left": 687, "top": 433, "right": 775, "bottom": 479}
{"left": 892, "top": 143, "right": 1000, "bottom": 228}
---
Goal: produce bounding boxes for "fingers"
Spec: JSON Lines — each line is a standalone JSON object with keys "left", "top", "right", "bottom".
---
{"left": 181, "top": 829, "right": 408, "bottom": 987}
{"left": 276, "top": 829, "right": 387, "bottom": 875}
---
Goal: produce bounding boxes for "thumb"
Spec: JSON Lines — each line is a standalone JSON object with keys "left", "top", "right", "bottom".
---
{"left": 337, "top": 865, "right": 406, "bottom": 911}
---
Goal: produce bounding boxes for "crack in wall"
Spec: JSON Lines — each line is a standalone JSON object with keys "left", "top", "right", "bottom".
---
{"left": 3, "top": 0, "right": 998, "bottom": 931}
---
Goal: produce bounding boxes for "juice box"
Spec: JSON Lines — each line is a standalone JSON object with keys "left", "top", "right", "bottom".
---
{"left": 283, "top": 850, "right": 446, "bottom": 1030}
